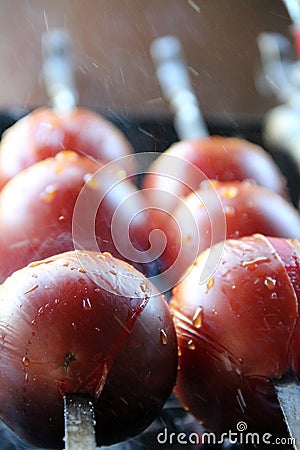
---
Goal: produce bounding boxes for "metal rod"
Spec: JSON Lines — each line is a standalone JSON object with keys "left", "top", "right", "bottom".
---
{"left": 273, "top": 372, "right": 300, "bottom": 450}
{"left": 150, "top": 35, "right": 209, "bottom": 140}
{"left": 64, "top": 393, "right": 96, "bottom": 450}
{"left": 42, "top": 28, "right": 78, "bottom": 111}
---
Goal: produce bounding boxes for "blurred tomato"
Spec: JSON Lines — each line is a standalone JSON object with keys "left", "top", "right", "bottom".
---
{"left": 142, "top": 136, "right": 288, "bottom": 219}
{"left": 157, "top": 180, "right": 300, "bottom": 286}
{"left": 0, "top": 107, "right": 136, "bottom": 189}
{"left": 0, "top": 151, "right": 155, "bottom": 283}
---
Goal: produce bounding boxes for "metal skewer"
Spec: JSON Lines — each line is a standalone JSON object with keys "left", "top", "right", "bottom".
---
{"left": 42, "top": 28, "right": 78, "bottom": 112}
{"left": 41, "top": 30, "right": 97, "bottom": 450}
{"left": 150, "top": 35, "right": 209, "bottom": 140}
{"left": 273, "top": 372, "right": 300, "bottom": 450}
{"left": 64, "top": 393, "right": 97, "bottom": 450}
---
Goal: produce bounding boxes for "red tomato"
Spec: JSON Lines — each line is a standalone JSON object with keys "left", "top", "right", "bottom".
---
{"left": 142, "top": 136, "right": 288, "bottom": 219}
{"left": 170, "top": 234, "right": 299, "bottom": 436}
{"left": 157, "top": 180, "right": 300, "bottom": 286}
{"left": 0, "top": 250, "right": 177, "bottom": 448}
{"left": 0, "top": 151, "right": 156, "bottom": 283}
{"left": 0, "top": 107, "right": 136, "bottom": 190}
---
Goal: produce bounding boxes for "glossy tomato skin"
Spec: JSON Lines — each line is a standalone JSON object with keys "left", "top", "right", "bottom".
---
{"left": 170, "top": 235, "right": 299, "bottom": 435}
{"left": 0, "top": 107, "right": 136, "bottom": 189}
{"left": 142, "top": 136, "right": 288, "bottom": 217}
{"left": 0, "top": 251, "right": 177, "bottom": 448}
{"left": 159, "top": 180, "right": 300, "bottom": 286}
{"left": 0, "top": 151, "right": 156, "bottom": 283}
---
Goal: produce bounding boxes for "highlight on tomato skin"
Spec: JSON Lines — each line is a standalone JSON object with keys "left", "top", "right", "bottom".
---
{"left": 0, "top": 107, "right": 136, "bottom": 190}
{"left": 157, "top": 180, "right": 300, "bottom": 286}
{"left": 142, "top": 136, "right": 289, "bottom": 216}
{"left": 169, "top": 234, "right": 299, "bottom": 437}
{"left": 0, "top": 250, "right": 178, "bottom": 449}
{"left": 0, "top": 151, "right": 156, "bottom": 284}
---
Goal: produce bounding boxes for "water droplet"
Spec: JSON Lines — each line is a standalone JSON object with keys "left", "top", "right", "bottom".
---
{"left": 212, "top": 308, "right": 218, "bottom": 315}
{"left": 31, "top": 319, "right": 37, "bottom": 326}
{"left": 78, "top": 268, "right": 86, "bottom": 274}
{"left": 264, "top": 276, "right": 276, "bottom": 290}
{"left": 63, "top": 262, "right": 69, "bottom": 267}
{"left": 24, "top": 284, "right": 39, "bottom": 295}
{"left": 83, "top": 173, "right": 99, "bottom": 190}
{"left": 94, "top": 288, "right": 100, "bottom": 293}
{"left": 232, "top": 284, "right": 236, "bottom": 290}
{"left": 54, "top": 298, "right": 60, "bottom": 304}
{"left": 271, "top": 292, "right": 278, "bottom": 299}
{"left": 220, "top": 186, "right": 238, "bottom": 199}
{"left": 187, "top": 339, "right": 195, "bottom": 350}
{"left": 224, "top": 205, "right": 235, "bottom": 216}
{"left": 192, "top": 306, "right": 203, "bottom": 328}
{"left": 206, "top": 277, "right": 214, "bottom": 293}
{"left": 37, "top": 307, "right": 44, "bottom": 316}
{"left": 40, "top": 185, "right": 58, "bottom": 203}
{"left": 160, "top": 329, "right": 168, "bottom": 345}
{"left": 58, "top": 215, "right": 65, "bottom": 221}
{"left": 82, "top": 298, "right": 92, "bottom": 311}
{"left": 22, "top": 357, "right": 30, "bottom": 367}
{"left": 178, "top": 346, "right": 182, "bottom": 356}
{"left": 242, "top": 256, "right": 270, "bottom": 270}
{"left": 109, "top": 268, "right": 118, "bottom": 276}
{"left": 140, "top": 282, "right": 147, "bottom": 293}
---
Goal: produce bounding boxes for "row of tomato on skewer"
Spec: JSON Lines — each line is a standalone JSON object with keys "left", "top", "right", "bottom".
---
{"left": 0, "top": 105, "right": 299, "bottom": 448}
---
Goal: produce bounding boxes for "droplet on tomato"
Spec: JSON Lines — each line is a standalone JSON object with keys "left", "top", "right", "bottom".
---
{"left": 160, "top": 329, "right": 168, "bottom": 345}
{"left": 264, "top": 276, "right": 276, "bottom": 290}
{"left": 187, "top": 340, "right": 195, "bottom": 350}
{"left": 40, "top": 185, "right": 58, "bottom": 203}
{"left": 22, "top": 357, "right": 30, "bottom": 367}
{"left": 206, "top": 277, "right": 214, "bottom": 293}
{"left": 82, "top": 298, "right": 92, "bottom": 311}
{"left": 192, "top": 306, "right": 203, "bottom": 328}
{"left": 241, "top": 256, "right": 270, "bottom": 270}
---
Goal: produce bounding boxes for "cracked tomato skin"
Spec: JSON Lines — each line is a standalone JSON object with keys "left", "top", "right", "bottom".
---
{"left": 0, "top": 151, "right": 155, "bottom": 283}
{"left": 0, "top": 107, "right": 136, "bottom": 190}
{"left": 170, "top": 234, "right": 299, "bottom": 436}
{"left": 0, "top": 251, "right": 177, "bottom": 448}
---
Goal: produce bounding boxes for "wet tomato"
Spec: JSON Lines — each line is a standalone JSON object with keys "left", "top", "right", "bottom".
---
{"left": 170, "top": 234, "right": 300, "bottom": 437}
{"left": 158, "top": 180, "right": 300, "bottom": 286}
{"left": 142, "top": 136, "right": 288, "bottom": 219}
{"left": 0, "top": 250, "right": 177, "bottom": 448}
{"left": 0, "top": 107, "right": 136, "bottom": 190}
{"left": 0, "top": 151, "right": 156, "bottom": 283}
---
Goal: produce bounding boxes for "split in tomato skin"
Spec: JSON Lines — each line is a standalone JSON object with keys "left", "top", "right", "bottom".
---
{"left": 0, "top": 107, "right": 136, "bottom": 190}
{"left": 0, "top": 151, "right": 157, "bottom": 283}
{"left": 170, "top": 234, "right": 299, "bottom": 436}
{"left": 0, "top": 251, "right": 177, "bottom": 448}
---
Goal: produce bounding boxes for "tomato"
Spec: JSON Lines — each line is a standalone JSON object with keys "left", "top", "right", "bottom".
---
{"left": 0, "top": 151, "right": 156, "bottom": 283}
{"left": 142, "top": 136, "right": 288, "bottom": 219}
{"left": 170, "top": 234, "right": 300, "bottom": 436}
{"left": 0, "top": 107, "right": 136, "bottom": 190}
{"left": 157, "top": 180, "right": 300, "bottom": 287}
{"left": 0, "top": 250, "right": 177, "bottom": 448}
